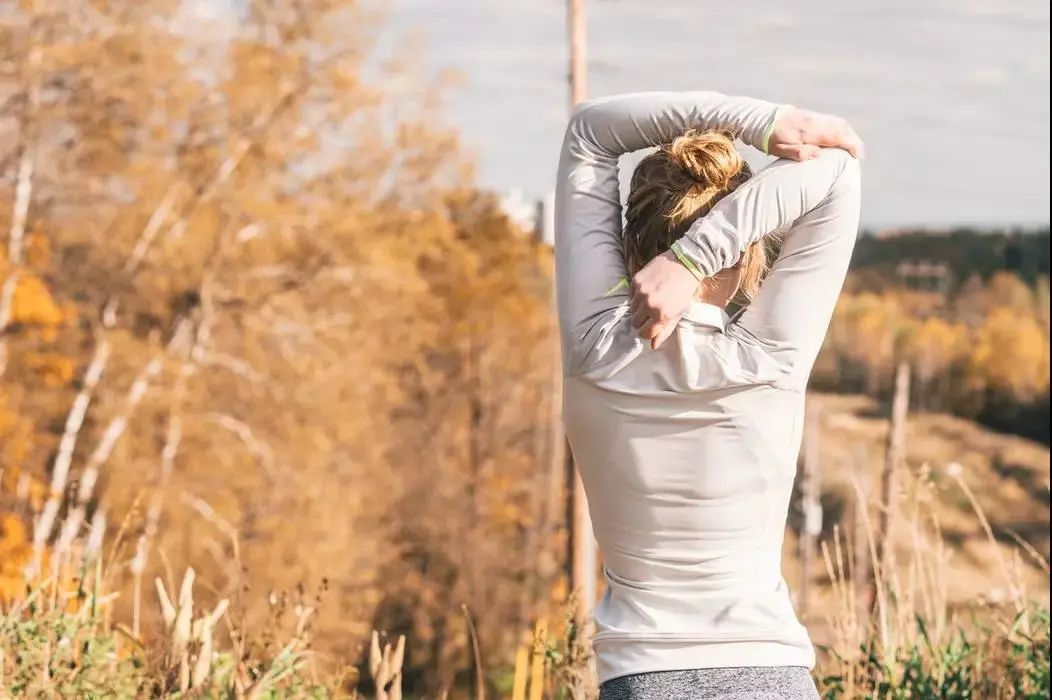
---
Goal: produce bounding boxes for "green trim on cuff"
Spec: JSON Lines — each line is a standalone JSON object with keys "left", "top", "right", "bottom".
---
{"left": 670, "top": 240, "right": 705, "bottom": 281}
{"left": 604, "top": 276, "right": 630, "bottom": 297}
{"left": 761, "top": 105, "right": 788, "bottom": 155}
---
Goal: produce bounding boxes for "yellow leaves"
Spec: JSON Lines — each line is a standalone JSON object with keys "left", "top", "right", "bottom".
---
{"left": 25, "top": 230, "right": 52, "bottom": 267}
{"left": 24, "top": 352, "right": 76, "bottom": 387}
{"left": 0, "top": 398, "right": 34, "bottom": 471}
{"left": 0, "top": 461, "right": 46, "bottom": 512}
{"left": 0, "top": 513, "right": 27, "bottom": 550}
{"left": 970, "top": 307, "right": 1050, "bottom": 402}
{"left": 0, "top": 3, "right": 562, "bottom": 683}
{"left": 907, "top": 316, "right": 967, "bottom": 382}
{"left": 834, "top": 292, "right": 903, "bottom": 370}
{"left": 0, "top": 435, "right": 46, "bottom": 599}
{"left": 224, "top": 41, "right": 304, "bottom": 120}
{"left": 827, "top": 274, "right": 1051, "bottom": 408}
{"left": 11, "top": 272, "right": 64, "bottom": 326}
{"left": 1, "top": 509, "right": 97, "bottom": 608}
{"left": 986, "top": 271, "right": 1037, "bottom": 314}
{"left": 962, "top": 273, "right": 1050, "bottom": 401}
{"left": 0, "top": 513, "right": 32, "bottom": 602}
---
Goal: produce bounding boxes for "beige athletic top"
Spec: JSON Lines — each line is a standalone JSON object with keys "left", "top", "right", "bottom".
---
{"left": 554, "top": 91, "right": 862, "bottom": 684}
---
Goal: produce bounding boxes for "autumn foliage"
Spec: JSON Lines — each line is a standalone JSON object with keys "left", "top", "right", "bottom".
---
{"left": 817, "top": 269, "right": 1050, "bottom": 441}
{"left": 0, "top": 1, "right": 1048, "bottom": 698}
{"left": 1, "top": 1, "right": 560, "bottom": 695}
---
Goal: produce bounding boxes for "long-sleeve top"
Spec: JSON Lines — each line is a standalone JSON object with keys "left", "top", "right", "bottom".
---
{"left": 554, "top": 91, "right": 862, "bottom": 685}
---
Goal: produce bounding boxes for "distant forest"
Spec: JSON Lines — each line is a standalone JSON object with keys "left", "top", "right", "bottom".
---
{"left": 811, "top": 227, "right": 1050, "bottom": 444}
{"left": 851, "top": 227, "right": 1050, "bottom": 287}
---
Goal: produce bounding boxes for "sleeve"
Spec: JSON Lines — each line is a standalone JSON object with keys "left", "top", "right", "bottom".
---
{"left": 673, "top": 148, "right": 862, "bottom": 387}
{"left": 554, "top": 91, "right": 781, "bottom": 370}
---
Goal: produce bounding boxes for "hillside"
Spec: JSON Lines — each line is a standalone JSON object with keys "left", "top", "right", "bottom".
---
{"left": 787, "top": 392, "right": 1050, "bottom": 642}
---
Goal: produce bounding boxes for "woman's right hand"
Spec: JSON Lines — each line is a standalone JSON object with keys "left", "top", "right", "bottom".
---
{"left": 630, "top": 250, "right": 700, "bottom": 350}
{"left": 767, "top": 106, "right": 865, "bottom": 161}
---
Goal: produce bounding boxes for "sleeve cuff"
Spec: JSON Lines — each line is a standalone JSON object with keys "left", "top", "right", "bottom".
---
{"left": 670, "top": 240, "right": 706, "bottom": 281}
{"left": 761, "top": 104, "right": 790, "bottom": 155}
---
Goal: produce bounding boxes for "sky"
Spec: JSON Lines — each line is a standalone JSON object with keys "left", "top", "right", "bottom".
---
{"left": 379, "top": 0, "right": 1051, "bottom": 228}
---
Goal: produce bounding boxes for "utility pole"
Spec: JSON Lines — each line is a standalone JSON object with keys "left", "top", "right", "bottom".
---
{"left": 566, "top": 0, "right": 597, "bottom": 623}
{"left": 878, "top": 363, "right": 911, "bottom": 580}
{"left": 569, "top": 0, "right": 587, "bottom": 105}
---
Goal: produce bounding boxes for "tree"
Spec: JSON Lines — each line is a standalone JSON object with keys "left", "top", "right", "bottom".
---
{"left": 969, "top": 308, "right": 1050, "bottom": 404}
{"left": 1, "top": 3, "right": 559, "bottom": 696}
{"left": 906, "top": 316, "right": 966, "bottom": 410}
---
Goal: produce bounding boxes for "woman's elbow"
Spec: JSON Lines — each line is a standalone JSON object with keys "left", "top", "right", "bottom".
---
{"left": 562, "top": 99, "right": 612, "bottom": 160}
{"left": 565, "top": 98, "right": 606, "bottom": 143}
{"left": 823, "top": 147, "right": 862, "bottom": 197}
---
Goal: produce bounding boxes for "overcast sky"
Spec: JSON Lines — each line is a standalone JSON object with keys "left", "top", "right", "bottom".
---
{"left": 380, "top": 0, "right": 1050, "bottom": 228}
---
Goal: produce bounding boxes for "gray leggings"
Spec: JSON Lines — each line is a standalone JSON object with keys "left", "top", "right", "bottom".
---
{"left": 598, "top": 666, "right": 821, "bottom": 700}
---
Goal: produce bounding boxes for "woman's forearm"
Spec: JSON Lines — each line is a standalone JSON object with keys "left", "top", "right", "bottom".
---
{"left": 558, "top": 90, "right": 866, "bottom": 358}
{"left": 673, "top": 148, "right": 858, "bottom": 278}
{"left": 627, "top": 148, "right": 861, "bottom": 351}
{"left": 555, "top": 91, "right": 783, "bottom": 365}
{"left": 566, "top": 91, "right": 782, "bottom": 159}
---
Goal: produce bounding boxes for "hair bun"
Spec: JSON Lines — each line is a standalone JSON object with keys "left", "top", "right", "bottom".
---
{"left": 667, "top": 129, "right": 744, "bottom": 192}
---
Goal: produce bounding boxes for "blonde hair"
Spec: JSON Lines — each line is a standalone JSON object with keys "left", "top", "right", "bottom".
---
{"left": 623, "top": 129, "right": 769, "bottom": 299}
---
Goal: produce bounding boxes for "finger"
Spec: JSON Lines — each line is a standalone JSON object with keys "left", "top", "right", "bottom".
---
{"left": 637, "top": 316, "right": 658, "bottom": 341}
{"left": 651, "top": 321, "right": 677, "bottom": 350}
{"left": 831, "top": 129, "right": 863, "bottom": 159}
{"left": 798, "top": 144, "right": 822, "bottom": 160}
{"left": 628, "top": 282, "right": 641, "bottom": 315}
{"left": 846, "top": 129, "right": 865, "bottom": 160}
{"left": 631, "top": 303, "right": 651, "bottom": 330}
{"left": 827, "top": 120, "right": 863, "bottom": 159}
{"left": 768, "top": 143, "right": 800, "bottom": 161}
{"left": 829, "top": 123, "right": 858, "bottom": 159}
{"left": 777, "top": 143, "right": 821, "bottom": 161}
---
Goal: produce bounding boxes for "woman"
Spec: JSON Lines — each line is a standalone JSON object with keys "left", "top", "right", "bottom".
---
{"left": 554, "top": 91, "right": 863, "bottom": 699}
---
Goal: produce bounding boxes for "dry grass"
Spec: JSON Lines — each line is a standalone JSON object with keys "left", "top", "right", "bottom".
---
{"left": 793, "top": 392, "right": 1049, "bottom": 606}
{"left": 814, "top": 461, "right": 1048, "bottom": 698}
{"left": 794, "top": 393, "right": 1050, "bottom": 698}
{"left": 0, "top": 488, "right": 346, "bottom": 698}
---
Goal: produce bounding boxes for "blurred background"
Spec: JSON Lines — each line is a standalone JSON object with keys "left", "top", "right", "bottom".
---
{"left": 0, "top": 1, "right": 1048, "bottom": 698}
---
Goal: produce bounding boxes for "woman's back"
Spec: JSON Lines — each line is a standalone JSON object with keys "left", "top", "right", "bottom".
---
{"left": 564, "top": 305, "right": 813, "bottom": 684}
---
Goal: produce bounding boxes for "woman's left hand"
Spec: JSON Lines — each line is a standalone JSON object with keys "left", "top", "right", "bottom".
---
{"left": 768, "top": 106, "right": 865, "bottom": 161}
